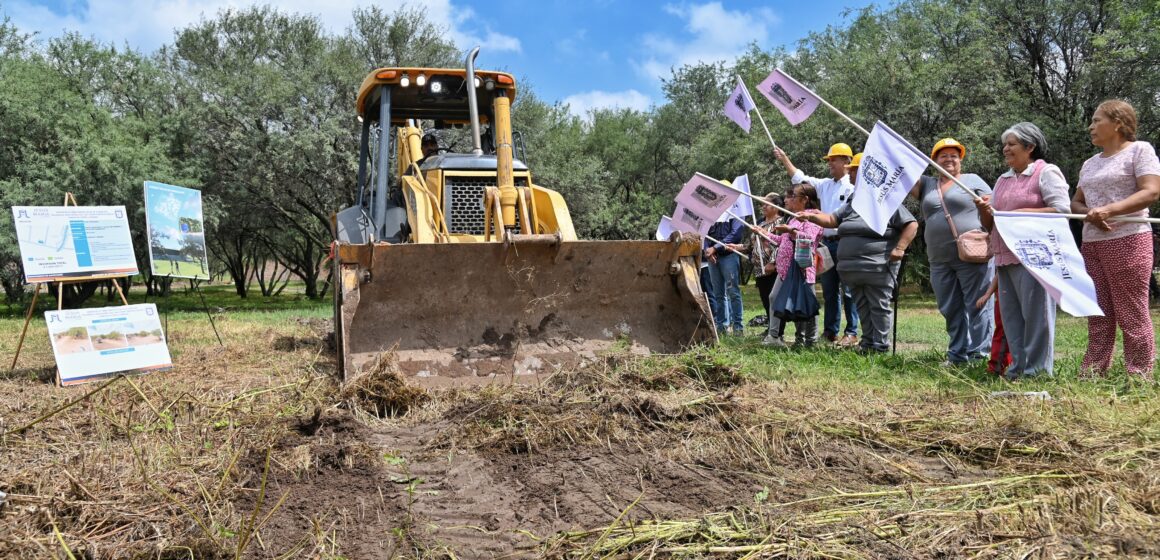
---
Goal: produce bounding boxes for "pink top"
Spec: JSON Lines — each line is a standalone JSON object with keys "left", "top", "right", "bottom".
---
{"left": 991, "top": 160, "right": 1047, "bottom": 267}
{"left": 1077, "top": 141, "right": 1160, "bottom": 242}
{"left": 773, "top": 210, "right": 823, "bottom": 283}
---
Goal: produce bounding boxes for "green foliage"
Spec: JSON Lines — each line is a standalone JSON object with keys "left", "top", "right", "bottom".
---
{"left": 2, "top": 0, "right": 1159, "bottom": 299}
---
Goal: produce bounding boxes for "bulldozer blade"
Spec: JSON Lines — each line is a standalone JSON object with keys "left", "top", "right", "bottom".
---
{"left": 334, "top": 235, "right": 714, "bottom": 386}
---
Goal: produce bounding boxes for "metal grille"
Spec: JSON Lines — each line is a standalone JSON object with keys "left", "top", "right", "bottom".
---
{"left": 444, "top": 175, "right": 528, "bottom": 235}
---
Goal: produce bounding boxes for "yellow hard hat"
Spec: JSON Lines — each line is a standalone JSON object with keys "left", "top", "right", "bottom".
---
{"left": 845, "top": 152, "right": 863, "bottom": 168}
{"left": 929, "top": 137, "right": 966, "bottom": 160}
{"left": 822, "top": 143, "right": 853, "bottom": 161}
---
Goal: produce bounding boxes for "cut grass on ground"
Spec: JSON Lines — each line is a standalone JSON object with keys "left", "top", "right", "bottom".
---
{"left": 0, "top": 284, "right": 1157, "bottom": 558}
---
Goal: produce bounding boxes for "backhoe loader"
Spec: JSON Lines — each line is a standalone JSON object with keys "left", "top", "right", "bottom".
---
{"left": 332, "top": 48, "right": 715, "bottom": 384}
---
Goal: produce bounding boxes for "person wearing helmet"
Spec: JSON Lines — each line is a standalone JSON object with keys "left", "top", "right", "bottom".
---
{"left": 908, "top": 138, "right": 994, "bottom": 366}
{"left": 773, "top": 143, "right": 860, "bottom": 347}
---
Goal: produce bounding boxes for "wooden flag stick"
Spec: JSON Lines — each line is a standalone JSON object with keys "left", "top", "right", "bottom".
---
{"left": 717, "top": 182, "right": 799, "bottom": 219}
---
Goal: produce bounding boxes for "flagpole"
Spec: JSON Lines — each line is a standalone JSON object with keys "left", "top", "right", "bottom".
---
{"left": 752, "top": 105, "right": 778, "bottom": 150}
{"left": 995, "top": 210, "right": 1160, "bottom": 225}
{"left": 717, "top": 182, "right": 799, "bottom": 218}
{"left": 705, "top": 234, "right": 750, "bottom": 260}
{"left": 777, "top": 70, "right": 871, "bottom": 137}
{"left": 726, "top": 210, "right": 774, "bottom": 241}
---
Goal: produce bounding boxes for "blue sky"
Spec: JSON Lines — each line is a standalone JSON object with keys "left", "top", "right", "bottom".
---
{"left": 5, "top": 0, "right": 875, "bottom": 116}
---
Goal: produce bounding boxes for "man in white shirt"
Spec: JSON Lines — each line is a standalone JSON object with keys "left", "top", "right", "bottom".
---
{"left": 773, "top": 143, "right": 860, "bottom": 346}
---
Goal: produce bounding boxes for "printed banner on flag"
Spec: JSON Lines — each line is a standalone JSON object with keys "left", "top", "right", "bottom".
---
{"left": 993, "top": 212, "right": 1103, "bottom": 317}
{"left": 725, "top": 174, "right": 755, "bottom": 218}
{"left": 757, "top": 68, "right": 821, "bottom": 126}
{"left": 671, "top": 204, "right": 712, "bottom": 236}
{"left": 656, "top": 216, "right": 676, "bottom": 240}
{"left": 674, "top": 172, "right": 740, "bottom": 224}
{"left": 852, "top": 121, "right": 930, "bottom": 235}
{"left": 723, "top": 77, "right": 757, "bottom": 132}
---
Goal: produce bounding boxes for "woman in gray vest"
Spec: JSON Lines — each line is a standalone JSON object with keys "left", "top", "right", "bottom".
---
{"left": 909, "top": 138, "right": 994, "bottom": 366}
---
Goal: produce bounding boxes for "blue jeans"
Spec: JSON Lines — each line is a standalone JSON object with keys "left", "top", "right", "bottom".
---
{"left": 930, "top": 259, "right": 994, "bottom": 363}
{"left": 819, "top": 239, "right": 858, "bottom": 337}
{"left": 709, "top": 252, "right": 743, "bottom": 334}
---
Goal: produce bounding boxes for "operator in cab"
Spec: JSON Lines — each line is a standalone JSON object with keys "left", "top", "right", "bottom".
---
{"left": 417, "top": 132, "right": 439, "bottom": 166}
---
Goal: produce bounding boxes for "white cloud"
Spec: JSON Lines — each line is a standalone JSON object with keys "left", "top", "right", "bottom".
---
{"left": 635, "top": 2, "right": 779, "bottom": 80}
{"left": 3, "top": 0, "right": 520, "bottom": 54}
{"left": 562, "top": 89, "right": 652, "bottom": 119}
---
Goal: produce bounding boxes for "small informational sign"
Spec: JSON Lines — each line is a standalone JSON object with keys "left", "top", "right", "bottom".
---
{"left": 144, "top": 181, "right": 209, "bottom": 279}
{"left": 12, "top": 206, "right": 139, "bottom": 282}
{"left": 45, "top": 304, "right": 173, "bottom": 386}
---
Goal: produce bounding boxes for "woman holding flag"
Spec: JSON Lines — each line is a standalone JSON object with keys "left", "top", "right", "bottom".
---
{"left": 975, "top": 122, "right": 1072, "bottom": 380}
{"left": 910, "top": 138, "right": 995, "bottom": 366}
{"left": 763, "top": 184, "right": 823, "bottom": 348}
{"left": 746, "top": 193, "right": 788, "bottom": 338}
{"left": 803, "top": 154, "right": 919, "bottom": 354}
{"left": 1071, "top": 100, "right": 1160, "bottom": 380}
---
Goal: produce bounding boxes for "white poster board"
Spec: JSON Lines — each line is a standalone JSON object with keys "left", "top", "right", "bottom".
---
{"left": 12, "top": 206, "right": 139, "bottom": 282}
{"left": 46, "top": 304, "right": 172, "bottom": 386}
{"left": 144, "top": 181, "right": 210, "bottom": 279}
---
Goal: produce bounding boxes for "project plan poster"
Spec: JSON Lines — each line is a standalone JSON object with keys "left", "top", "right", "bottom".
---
{"left": 46, "top": 304, "right": 172, "bottom": 386}
{"left": 12, "top": 206, "right": 139, "bottom": 282}
{"left": 144, "top": 181, "right": 209, "bottom": 279}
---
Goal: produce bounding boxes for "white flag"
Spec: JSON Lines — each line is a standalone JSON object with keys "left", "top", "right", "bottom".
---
{"left": 993, "top": 212, "right": 1104, "bottom": 317}
{"left": 723, "top": 77, "right": 757, "bottom": 132}
{"left": 656, "top": 216, "right": 676, "bottom": 240}
{"left": 674, "top": 172, "right": 741, "bottom": 224}
{"left": 852, "top": 121, "right": 929, "bottom": 234}
{"left": 725, "top": 174, "right": 755, "bottom": 218}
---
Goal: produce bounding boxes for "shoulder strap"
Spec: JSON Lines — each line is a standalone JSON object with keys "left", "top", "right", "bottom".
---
{"left": 935, "top": 179, "right": 961, "bottom": 240}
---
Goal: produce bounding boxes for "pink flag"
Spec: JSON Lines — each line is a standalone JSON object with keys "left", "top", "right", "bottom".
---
{"left": 723, "top": 76, "right": 757, "bottom": 132}
{"left": 757, "top": 68, "right": 821, "bottom": 126}
{"left": 674, "top": 172, "right": 741, "bottom": 224}
{"left": 671, "top": 204, "right": 712, "bottom": 236}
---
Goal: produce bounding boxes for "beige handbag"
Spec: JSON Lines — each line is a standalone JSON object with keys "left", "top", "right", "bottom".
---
{"left": 937, "top": 183, "right": 992, "bottom": 263}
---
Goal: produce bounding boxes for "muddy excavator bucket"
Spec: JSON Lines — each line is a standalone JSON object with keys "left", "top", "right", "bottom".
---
{"left": 333, "top": 233, "right": 715, "bottom": 386}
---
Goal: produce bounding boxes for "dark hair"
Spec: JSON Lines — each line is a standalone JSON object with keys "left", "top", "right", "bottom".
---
{"left": 422, "top": 132, "right": 438, "bottom": 145}
{"left": 793, "top": 183, "right": 819, "bottom": 210}
{"left": 764, "top": 193, "right": 784, "bottom": 209}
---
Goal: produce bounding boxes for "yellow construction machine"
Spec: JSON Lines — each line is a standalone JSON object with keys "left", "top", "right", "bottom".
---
{"left": 332, "top": 48, "right": 714, "bottom": 384}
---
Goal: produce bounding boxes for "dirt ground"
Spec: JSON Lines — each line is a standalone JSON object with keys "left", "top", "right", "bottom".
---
{"left": 2, "top": 317, "right": 1158, "bottom": 559}
{"left": 51, "top": 335, "right": 92, "bottom": 354}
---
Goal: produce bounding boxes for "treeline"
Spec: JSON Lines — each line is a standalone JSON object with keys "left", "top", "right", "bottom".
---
{"left": 2, "top": 1, "right": 1158, "bottom": 303}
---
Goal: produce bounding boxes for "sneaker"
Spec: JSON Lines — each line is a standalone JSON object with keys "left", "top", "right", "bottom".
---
{"left": 762, "top": 335, "right": 787, "bottom": 349}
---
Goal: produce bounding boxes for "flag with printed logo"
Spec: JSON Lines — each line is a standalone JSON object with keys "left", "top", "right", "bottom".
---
{"left": 670, "top": 204, "right": 712, "bottom": 236}
{"left": 655, "top": 216, "right": 676, "bottom": 240}
{"left": 757, "top": 68, "right": 821, "bottom": 126}
{"left": 723, "top": 77, "right": 757, "bottom": 132}
{"left": 674, "top": 173, "right": 740, "bottom": 224}
{"left": 852, "top": 121, "right": 929, "bottom": 234}
{"left": 992, "top": 212, "right": 1103, "bottom": 317}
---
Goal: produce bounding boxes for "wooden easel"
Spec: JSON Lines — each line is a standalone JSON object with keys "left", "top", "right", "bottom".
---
{"left": 8, "top": 193, "right": 132, "bottom": 385}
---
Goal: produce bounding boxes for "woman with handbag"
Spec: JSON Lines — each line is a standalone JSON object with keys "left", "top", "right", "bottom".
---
{"left": 763, "top": 184, "right": 823, "bottom": 349}
{"left": 909, "top": 138, "right": 995, "bottom": 366}
{"left": 975, "top": 122, "right": 1072, "bottom": 379}
{"left": 1070, "top": 99, "right": 1160, "bottom": 380}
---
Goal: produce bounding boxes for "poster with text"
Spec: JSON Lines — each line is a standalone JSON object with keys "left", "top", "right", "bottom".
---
{"left": 12, "top": 206, "right": 139, "bottom": 282}
{"left": 144, "top": 181, "right": 209, "bottom": 279}
{"left": 46, "top": 304, "right": 172, "bottom": 386}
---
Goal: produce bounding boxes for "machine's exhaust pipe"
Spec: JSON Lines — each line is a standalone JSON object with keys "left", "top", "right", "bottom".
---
{"left": 464, "top": 46, "right": 483, "bottom": 156}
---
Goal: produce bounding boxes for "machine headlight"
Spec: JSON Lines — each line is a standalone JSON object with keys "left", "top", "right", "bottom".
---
{"left": 429, "top": 81, "right": 443, "bottom": 94}
{"left": 400, "top": 73, "right": 410, "bottom": 87}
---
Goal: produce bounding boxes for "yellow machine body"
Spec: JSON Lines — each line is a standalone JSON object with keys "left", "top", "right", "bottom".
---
{"left": 333, "top": 57, "right": 715, "bottom": 384}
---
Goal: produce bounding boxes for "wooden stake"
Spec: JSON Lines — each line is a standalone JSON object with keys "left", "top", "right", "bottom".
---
{"left": 9, "top": 282, "right": 42, "bottom": 372}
